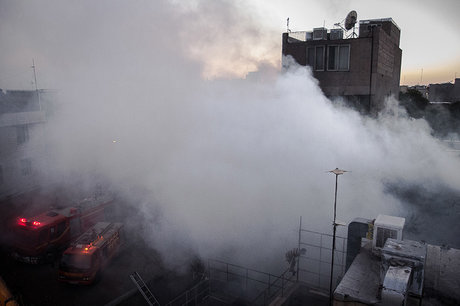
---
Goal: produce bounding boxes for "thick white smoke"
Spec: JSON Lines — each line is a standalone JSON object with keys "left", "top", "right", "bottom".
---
{"left": 1, "top": 0, "right": 459, "bottom": 271}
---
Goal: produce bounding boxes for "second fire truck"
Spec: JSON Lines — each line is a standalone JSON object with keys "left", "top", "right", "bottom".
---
{"left": 58, "top": 222, "right": 123, "bottom": 284}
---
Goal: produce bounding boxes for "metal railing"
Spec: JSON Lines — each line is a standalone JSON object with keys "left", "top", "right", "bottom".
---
{"left": 297, "top": 227, "right": 347, "bottom": 292}
{"left": 164, "top": 279, "right": 210, "bottom": 306}
{"left": 208, "top": 259, "right": 295, "bottom": 304}
{"left": 251, "top": 267, "right": 297, "bottom": 305}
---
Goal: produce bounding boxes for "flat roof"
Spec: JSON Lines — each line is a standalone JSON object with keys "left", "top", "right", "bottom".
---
{"left": 334, "top": 244, "right": 381, "bottom": 304}
{"left": 359, "top": 18, "right": 400, "bottom": 31}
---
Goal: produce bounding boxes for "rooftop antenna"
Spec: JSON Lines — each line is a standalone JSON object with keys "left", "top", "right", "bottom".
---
{"left": 31, "top": 58, "right": 42, "bottom": 111}
{"left": 334, "top": 11, "right": 358, "bottom": 39}
{"left": 287, "top": 17, "right": 291, "bottom": 32}
{"left": 345, "top": 10, "right": 358, "bottom": 38}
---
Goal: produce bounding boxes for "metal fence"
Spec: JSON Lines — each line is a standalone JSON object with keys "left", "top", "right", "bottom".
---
{"left": 164, "top": 279, "right": 210, "bottom": 306}
{"left": 297, "top": 221, "right": 348, "bottom": 292}
{"left": 207, "top": 259, "right": 296, "bottom": 305}
{"left": 251, "top": 267, "right": 296, "bottom": 306}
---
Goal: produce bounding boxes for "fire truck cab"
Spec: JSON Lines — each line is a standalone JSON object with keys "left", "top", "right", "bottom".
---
{"left": 58, "top": 222, "right": 123, "bottom": 285}
{"left": 9, "top": 195, "right": 113, "bottom": 264}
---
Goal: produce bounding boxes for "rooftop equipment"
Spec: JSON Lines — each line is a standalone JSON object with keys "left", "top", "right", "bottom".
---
{"left": 313, "top": 27, "right": 327, "bottom": 40}
{"left": 372, "top": 214, "right": 405, "bottom": 250}
{"left": 330, "top": 29, "right": 344, "bottom": 40}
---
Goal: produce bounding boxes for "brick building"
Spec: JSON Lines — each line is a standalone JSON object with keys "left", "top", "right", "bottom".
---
{"left": 282, "top": 18, "right": 402, "bottom": 114}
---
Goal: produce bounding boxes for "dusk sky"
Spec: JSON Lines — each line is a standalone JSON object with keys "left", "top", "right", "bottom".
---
{"left": 0, "top": 0, "right": 459, "bottom": 88}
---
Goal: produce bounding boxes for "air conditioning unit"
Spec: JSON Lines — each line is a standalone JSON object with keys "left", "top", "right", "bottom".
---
{"left": 305, "top": 31, "right": 313, "bottom": 41}
{"left": 313, "top": 27, "right": 327, "bottom": 40}
{"left": 330, "top": 29, "right": 344, "bottom": 40}
{"left": 381, "top": 238, "right": 426, "bottom": 300}
{"left": 372, "top": 215, "right": 405, "bottom": 250}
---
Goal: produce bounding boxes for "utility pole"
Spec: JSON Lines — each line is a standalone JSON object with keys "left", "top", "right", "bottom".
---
{"left": 32, "top": 58, "right": 42, "bottom": 111}
{"left": 328, "top": 168, "right": 348, "bottom": 306}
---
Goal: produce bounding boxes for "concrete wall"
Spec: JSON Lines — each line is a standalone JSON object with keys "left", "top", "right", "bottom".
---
{"left": 0, "top": 91, "right": 48, "bottom": 200}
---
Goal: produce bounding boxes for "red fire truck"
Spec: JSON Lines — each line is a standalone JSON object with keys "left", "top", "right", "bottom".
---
{"left": 9, "top": 195, "right": 113, "bottom": 264}
{"left": 58, "top": 222, "right": 123, "bottom": 285}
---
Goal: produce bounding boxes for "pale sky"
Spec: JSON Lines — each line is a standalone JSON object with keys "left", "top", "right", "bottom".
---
{"left": 0, "top": 0, "right": 459, "bottom": 88}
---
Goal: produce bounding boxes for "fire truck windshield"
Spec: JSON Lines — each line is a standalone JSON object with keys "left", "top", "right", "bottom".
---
{"left": 60, "top": 254, "right": 92, "bottom": 270}
{"left": 14, "top": 227, "right": 46, "bottom": 246}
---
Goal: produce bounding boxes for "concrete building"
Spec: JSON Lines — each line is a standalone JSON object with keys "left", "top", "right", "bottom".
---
{"left": 428, "top": 78, "right": 460, "bottom": 102}
{"left": 0, "top": 89, "right": 47, "bottom": 200}
{"left": 282, "top": 18, "right": 402, "bottom": 114}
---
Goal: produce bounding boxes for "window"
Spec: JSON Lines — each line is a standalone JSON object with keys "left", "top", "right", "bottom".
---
{"left": 315, "top": 46, "right": 325, "bottom": 71}
{"left": 307, "top": 46, "right": 325, "bottom": 71}
{"left": 57, "top": 221, "right": 66, "bottom": 236}
{"left": 17, "top": 125, "right": 29, "bottom": 144}
{"left": 327, "top": 45, "right": 350, "bottom": 71}
{"left": 20, "top": 159, "right": 32, "bottom": 176}
{"left": 39, "top": 229, "right": 48, "bottom": 243}
{"left": 50, "top": 226, "right": 56, "bottom": 239}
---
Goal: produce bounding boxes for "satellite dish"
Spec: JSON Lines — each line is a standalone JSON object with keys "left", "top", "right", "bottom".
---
{"left": 345, "top": 11, "right": 357, "bottom": 30}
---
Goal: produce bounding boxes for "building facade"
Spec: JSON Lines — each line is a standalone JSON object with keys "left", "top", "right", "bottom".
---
{"left": 282, "top": 18, "right": 402, "bottom": 114}
{"left": 428, "top": 78, "right": 460, "bottom": 102}
{"left": 0, "top": 90, "right": 47, "bottom": 200}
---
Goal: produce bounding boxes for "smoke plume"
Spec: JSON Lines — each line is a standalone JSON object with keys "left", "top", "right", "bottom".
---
{"left": 1, "top": 0, "right": 459, "bottom": 272}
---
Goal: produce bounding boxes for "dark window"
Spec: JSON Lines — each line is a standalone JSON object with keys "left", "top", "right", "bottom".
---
{"left": 306, "top": 46, "right": 326, "bottom": 71}
{"left": 315, "top": 46, "right": 324, "bottom": 71}
{"left": 20, "top": 159, "right": 32, "bottom": 176}
{"left": 50, "top": 226, "right": 56, "bottom": 239}
{"left": 60, "top": 254, "right": 92, "bottom": 270}
{"left": 57, "top": 221, "right": 66, "bottom": 236}
{"left": 327, "top": 45, "right": 350, "bottom": 71}
{"left": 39, "top": 229, "right": 48, "bottom": 243}
{"left": 17, "top": 125, "right": 29, "bottom": 144}
{"left": 338, "top": 46, "right": 350, "bottom": 70}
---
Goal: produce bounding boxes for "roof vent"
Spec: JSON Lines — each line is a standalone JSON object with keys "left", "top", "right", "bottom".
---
{"left": 46, "top": 211, "right": 59, "bottom": 217}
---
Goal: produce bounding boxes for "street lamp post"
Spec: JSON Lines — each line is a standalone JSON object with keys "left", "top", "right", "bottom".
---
{"left": 328, "top": 168, "right": 348, "bottom": 306}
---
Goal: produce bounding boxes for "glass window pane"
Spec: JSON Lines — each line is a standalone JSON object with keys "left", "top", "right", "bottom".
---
{"left": 338, "top": 46, "right": 350, "bottom": 70}
{"left": 315, "top": 46, "right": 324, "bottom": 70}
{"left": 328, "top": 46, "right": 337, "bottom": 70}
